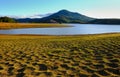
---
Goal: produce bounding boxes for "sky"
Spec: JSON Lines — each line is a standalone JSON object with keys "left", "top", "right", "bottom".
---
{"left": 0, "top": 0, "right": 120, "bottom": 18}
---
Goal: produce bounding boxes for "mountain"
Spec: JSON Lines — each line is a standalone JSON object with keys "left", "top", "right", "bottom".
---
{"left": 15, "top": 10, "right": 120, "bottom": 24}
{"left": 37, "top": 10, "right": 94, "bottom": 23}
{"left": 16, "top": 10, "right": 95, "bottom": 23}
{"left": 89, "top": 19, "right": 120, "bottom": 25}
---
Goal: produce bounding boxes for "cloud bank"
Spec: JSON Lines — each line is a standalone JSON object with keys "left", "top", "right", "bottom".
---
{"left": 1, "top": 13, "right": 52, "bottom": 19}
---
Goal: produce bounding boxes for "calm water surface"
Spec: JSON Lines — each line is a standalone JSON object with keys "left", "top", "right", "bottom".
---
{"left": 0, "top": 24, "right": 120, "bottom": 35}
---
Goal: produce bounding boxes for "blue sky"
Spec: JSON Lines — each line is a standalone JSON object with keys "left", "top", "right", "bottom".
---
{"left": 0, "top": 0, "right": 120, "bottom": 18}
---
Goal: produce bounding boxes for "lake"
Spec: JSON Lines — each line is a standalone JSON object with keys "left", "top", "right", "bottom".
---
{"left": 0, "top": 24, "right": 120, "bottom": 35}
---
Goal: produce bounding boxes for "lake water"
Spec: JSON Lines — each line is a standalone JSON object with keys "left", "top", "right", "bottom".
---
{"left": 0, "top": 24, "right": 120, "bottom": 35}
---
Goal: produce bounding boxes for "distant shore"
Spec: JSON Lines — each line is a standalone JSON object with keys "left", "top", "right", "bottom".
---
{"left": 0, "top": 23, "right": 69, "bottom": 30}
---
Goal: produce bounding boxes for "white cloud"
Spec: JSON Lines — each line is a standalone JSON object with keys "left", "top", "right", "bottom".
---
{"left": 4, "top": 13, "right": 53, "bottom": 19}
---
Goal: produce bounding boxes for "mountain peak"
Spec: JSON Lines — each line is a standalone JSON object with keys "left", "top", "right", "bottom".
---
{"left": 58, "top": 9, "right": 70, "bottom": 12}
{"left": 57, "top": 9, "right": 72, "bottom": 14}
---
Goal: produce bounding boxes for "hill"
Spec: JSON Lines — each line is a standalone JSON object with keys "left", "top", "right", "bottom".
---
{"left": 16, "top": 10, "right": 94, "bottom": 23}
{"left": 0, "top": 16, "right": 16, "bottom": 23}
{"left": 89, "top": 19, "right": 120, "bottom": 25}
{"left": 37, "top": 10, "right": 94, "bottom": 23}
{"left": 15, "top": 10, "right": 120, "bottom": 24}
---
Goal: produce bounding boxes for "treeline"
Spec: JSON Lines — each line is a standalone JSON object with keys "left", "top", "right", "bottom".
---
{"left": 0, "top": 17, "right": 16, "bottom": 23}
{"left": 89, "top": 19, "right": 120, "bottom": 25}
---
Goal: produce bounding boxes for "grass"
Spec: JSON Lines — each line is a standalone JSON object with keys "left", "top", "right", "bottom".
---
{"left": 0, "top": 33, "right": 120, "bottom": 77}
{"left": 0, "top": 23, "right": 68, "bottom": 29}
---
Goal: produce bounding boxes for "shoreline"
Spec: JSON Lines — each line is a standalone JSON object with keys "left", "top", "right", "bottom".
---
{"left": 0, "top": 23, "right": 70, "bottom": 30}
{"left": 0, "top": 32, "right": 120, "bottom": 36}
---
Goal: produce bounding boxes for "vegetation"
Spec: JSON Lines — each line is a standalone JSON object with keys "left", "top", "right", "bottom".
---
{"left": 16, "top": 10, "right": 120, "bottom": 24}
{"left": 0, "top": 33, "right": 119, "bottom": 77}
{"left": 0, "top": 23, "right": 68, "bottom": 29}
{"left": 16, "top": 10, "right": 94, "bottom": 23}
{"left": 2, "top": 10, "right": 120, "bottom": 25}
{"left": 89, "top": 19, "right": 120, "bottom": 25}
{"left": 0, "top": 17, "right": 16, "bottom": 23}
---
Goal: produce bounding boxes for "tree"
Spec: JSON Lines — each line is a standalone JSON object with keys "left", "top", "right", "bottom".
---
{"left": 0, "top": 16, "right": 16, "bottom": 23}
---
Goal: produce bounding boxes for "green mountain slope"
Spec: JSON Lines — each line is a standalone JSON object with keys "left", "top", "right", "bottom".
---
{"left": 38, "top": 10, "right": 94, "bottom": 23}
